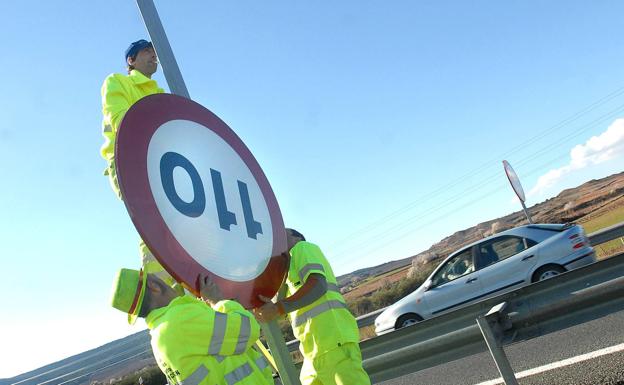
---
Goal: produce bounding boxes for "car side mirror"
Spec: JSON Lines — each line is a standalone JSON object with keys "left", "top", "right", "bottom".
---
{"left": 423, "top": 280, "right": 433, "bottom": 291}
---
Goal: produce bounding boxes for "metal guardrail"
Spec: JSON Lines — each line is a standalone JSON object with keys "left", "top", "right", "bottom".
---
{"left": 362, "top": 252, "right": 624, "bottom": 382}
{"left": 361, "top": 249, "right": 624, "bottom": 383}
{"left": 587, "top": 221, "right": 624, "bottom": 246}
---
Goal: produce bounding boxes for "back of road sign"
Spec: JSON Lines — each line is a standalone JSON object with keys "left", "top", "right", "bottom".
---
{"left": 503, "top": 160, "right": 526, "bottom": 203}
{"left": 115, "top": 93, "right": 288, "bottom": 308}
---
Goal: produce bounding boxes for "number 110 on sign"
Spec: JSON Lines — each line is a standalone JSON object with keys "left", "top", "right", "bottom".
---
{"left": 158, "top": 151, "right": 263, "bottom": 240}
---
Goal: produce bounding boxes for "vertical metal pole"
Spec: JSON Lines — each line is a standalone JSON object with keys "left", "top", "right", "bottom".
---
{"left": 136, "top": 0, "right": 190, "bottom": 98}
{"left": 261, "top": 321, "right": 302, "bottom": 385}
{"left": 521, "top": 201, "right": 533, "bottom": 224}
{"left": 135, "top": 2, "right": 300, "bottom": 384}
{"left": 476, "top": 316, "right": 519, "bottom": 385}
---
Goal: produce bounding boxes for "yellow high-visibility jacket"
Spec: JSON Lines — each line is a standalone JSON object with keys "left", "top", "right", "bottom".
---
{"left": 100, "top": 69, "right": 164, "bottom": 198}
{"left": 100, "top": 70, "right": 177, "bottom": 287}
{"left": 146, "top": 295, "right": 273, "bottom": 385}
{"left": 285, "top": 241, "right": 360, "bottom": 359}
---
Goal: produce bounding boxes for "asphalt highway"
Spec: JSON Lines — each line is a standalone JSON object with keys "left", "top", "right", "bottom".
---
{"left": 378, "top": 308, "right": 624, "bottom": 385}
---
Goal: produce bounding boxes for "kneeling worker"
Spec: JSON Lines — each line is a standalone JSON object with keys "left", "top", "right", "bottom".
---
{"left": 254, "top": 228, "right": 371, "bottom": 385}
{"left": 110, "top": 268, "right": 273, "bottom": 385}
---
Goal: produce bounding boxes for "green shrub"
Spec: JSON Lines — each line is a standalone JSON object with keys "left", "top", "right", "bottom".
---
{"left": 352, "top": 297, "right": 373, "bottom": 315}
{"left": 348, "top": 266, "right": 435, "bottom": 317}
{"left": 278, "top": 318, "right": 295, "bottom": 341}
{"left": 112, "top": 365, "right": 166, "bottom": 385}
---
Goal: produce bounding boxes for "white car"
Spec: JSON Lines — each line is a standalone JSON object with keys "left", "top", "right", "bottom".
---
{"left": 374, "top": 223, "right": 596, "bottom": 335}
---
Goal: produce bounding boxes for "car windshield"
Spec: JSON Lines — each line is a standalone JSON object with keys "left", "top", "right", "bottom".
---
{"left": 432, "top": 249, "right": 475, "bottom": 286}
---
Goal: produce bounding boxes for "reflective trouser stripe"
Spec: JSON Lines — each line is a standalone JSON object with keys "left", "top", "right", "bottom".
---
{"left": 234, "top": 316, "right": 251, "bottom": 354}
{"left": 142, "top": 261, "right": 169, "bottom": 279}
{"left": 298, "top": 263, "right": 324, "bottom": 282}
{"left": 181, "top": 364, "right": 209, "bottom": 385}
{"left": 293, "top": 300, "right": 348, "bottom": 327}
{"left": 225, "top": 363, "right": 253, "bottom": 385}
{"left": 255, "top": 356, "right": 270, "bottom": 371}
{"left": 141, "top": 249, "right": 180, "bottom": 290}
{"left": 208, "top": 312, "right": 227, "bottom": 355}
{"left": 142, "top": 260, "right": 163, "bottom": 272}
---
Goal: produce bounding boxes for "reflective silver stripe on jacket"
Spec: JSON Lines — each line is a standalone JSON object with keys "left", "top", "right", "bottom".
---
{"left": 215, "top": 355, "right": 225, "bottom": 363}
{"left": 233, "top": 316, "right": 251, "bottom": 354}
{"left": 225, "top": 362, "right": 253, "bottom": 385}
{"left": 208, "top": 312, "right": 227, "bottom": 355}
{"left": 255, "top": 356, "right": 270, "bottom": 371}
{"left": 298, "top": 263, "right": 324, "bottom": 282}
{"left": 327, "top": 282, "right": 340, "bottom": 293}
{"left": 293, "top": 300, "right": 348, "bottom": 327}
{"left": 103, "top": 123, "right": 112, "bottom": 133}
{"left": 181, "top": 364, "right": 209, "bottom": 385}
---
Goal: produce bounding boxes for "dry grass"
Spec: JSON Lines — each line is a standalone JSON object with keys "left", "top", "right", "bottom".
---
{"left": 342, "top": 265, "right": 412, "bottom": 302}
{"left": 578, "top": 201, "right": 624, "bottom": 260}
{"left": 359, "top": 325, "right": 377, "bottom": 341}
{"left": 593, "top": 241, "right": 624, "bottom": 260}
{"left": 578, "top": 202, "right": 624, "bottom": 233}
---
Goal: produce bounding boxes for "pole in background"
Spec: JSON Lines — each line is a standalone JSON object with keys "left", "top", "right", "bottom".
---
{"left": 134, "top": 1, "right": 300, "bottom": 384}
{"left": 502, "top": 160, "right": 533, "bottom": 224}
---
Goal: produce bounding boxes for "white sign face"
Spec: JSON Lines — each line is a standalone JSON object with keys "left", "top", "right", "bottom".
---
{"left": 503, "top": 160, "right": 526, "bottom": 202}
{"left": 147, "top": 120, "right": 273, "bottom": 282}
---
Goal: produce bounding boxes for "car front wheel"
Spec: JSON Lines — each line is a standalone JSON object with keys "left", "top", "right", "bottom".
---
{"left": 396, "top": 313, "right": 423, "bottom": 329}
{"left": 532, "top": 265, "right": 566, "bottom": 282}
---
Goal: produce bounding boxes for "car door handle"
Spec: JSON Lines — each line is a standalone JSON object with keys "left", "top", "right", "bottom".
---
{"left": 466, "top": 277, "right": 478, "bottom": 283}
{"left": 522, "top": 254, "right": 535, "bottom": 261}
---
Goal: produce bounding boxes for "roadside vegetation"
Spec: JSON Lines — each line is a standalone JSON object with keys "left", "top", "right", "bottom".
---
{"left": 347, "top": 267, "right": 433, "bottom": 317}
{"left": 578, "top": 202, "right": 624, "bottom": 260}
{"left": 106, "top": 365, "right": 165, "bottom": 385}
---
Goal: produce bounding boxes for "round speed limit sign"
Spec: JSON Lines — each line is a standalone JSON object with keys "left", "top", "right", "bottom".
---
{"left": 115, "top": 94, "right": 288, "bottom": 308}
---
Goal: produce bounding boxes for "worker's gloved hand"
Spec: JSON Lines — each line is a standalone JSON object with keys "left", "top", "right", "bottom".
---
{"left": 198, "top": 273, "right": 223, "bottom": 306}
{"left": 252, "top": 295, "right": 283, "bottom": 323}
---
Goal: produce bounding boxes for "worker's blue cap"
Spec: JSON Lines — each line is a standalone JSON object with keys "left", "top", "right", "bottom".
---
{"left": 125, "top": 39, "right": 153, "bottom": 61}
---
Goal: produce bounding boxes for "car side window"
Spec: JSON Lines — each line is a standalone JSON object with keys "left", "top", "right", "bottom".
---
{"left": 477, "top": 236, "right": 527, "bottom": 269}
{"left": 431, "top": 249, "right": 475, "bottom": 287}
{"left": 524, "top": 237, "right": 538, "bottom": 248}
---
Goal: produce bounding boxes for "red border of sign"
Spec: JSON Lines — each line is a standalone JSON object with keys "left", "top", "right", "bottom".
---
{"left": 115, "top": 93, "right": 288, "bottom": 308}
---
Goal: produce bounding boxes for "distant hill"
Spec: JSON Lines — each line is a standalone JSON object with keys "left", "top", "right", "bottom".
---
{"left": 1, "top": 331, "right": 153, "bottom": 385}
{"left": 336, "top": 255, "right": 414, "bottom": 288}
{"left": 337, "top": 171, "right": 624, "bottom": 289}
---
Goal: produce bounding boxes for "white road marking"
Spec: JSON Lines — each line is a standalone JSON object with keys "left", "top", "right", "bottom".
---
{"left": 474, "top": 342, "right": 624, "bottom": 385}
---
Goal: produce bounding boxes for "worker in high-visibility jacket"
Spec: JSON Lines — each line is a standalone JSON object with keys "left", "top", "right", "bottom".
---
{"left": 100, "top": 39, "right": 176, "bottom": 289}
{"left": 254, "top": 229, "right": 371, "bottom": 385}
{"left": 110, "top": 268, "right": 274, "bottom": 385}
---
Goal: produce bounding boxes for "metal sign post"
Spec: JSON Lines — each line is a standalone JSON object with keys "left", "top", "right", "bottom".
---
{"left": 502, "top": 160, "right": 533, "bottom": 224}
{"left": 136, "top": 0, "right": 189, "bottom": 98}
{"left": 520, "top": 201, "right": 532, "bottom": 224}
{"left": 134, "top": 2, "right": 300, "bottom": 384}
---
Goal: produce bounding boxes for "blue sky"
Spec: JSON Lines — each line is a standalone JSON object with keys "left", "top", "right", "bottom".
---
{"left": 1, "top": 0, "right": 624, "bottom": 378}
